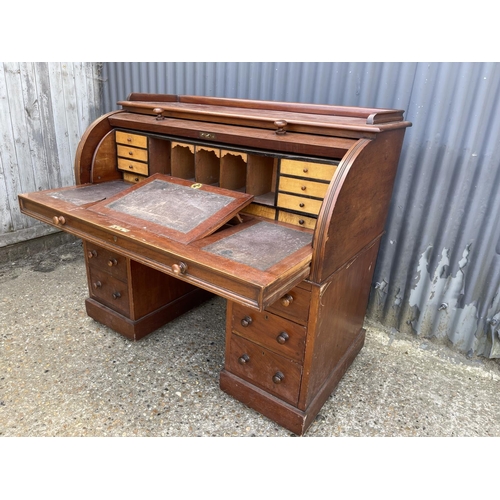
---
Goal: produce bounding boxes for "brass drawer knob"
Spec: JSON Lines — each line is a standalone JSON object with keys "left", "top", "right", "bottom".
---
{"left": 280, "top": 294, "right": 294, "bottom": 307}
{"left": 172, "top": 262, "right": 188, "bottom": 275}
{"left": 272, "top": 372, "right": 285, "bottom": 384}
{"left": 238, "top": 354, "right": 250, "bottom": 365}
{"left": 87, "top": 250, "right": 97, "bottom": 259}
{"left": 108, "top": 258, "right": 118, "bottom": 267}
{"left": 276, "top": 332, "right": 289, "bottom": 344}
{"left": 92, "top": 281, "right": 102, "bottom": 289}
{"left": 241, "top": 316, "right": 252, "bottom": 327}
{"left": 52, "top": 215, "right": 66, "bottom": 225}
{"left": 112, "top": 292, "right": 121, "bottom": 299}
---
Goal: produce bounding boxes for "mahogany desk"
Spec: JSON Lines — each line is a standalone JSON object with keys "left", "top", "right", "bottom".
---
{"left": 19, "top": 94, "right": 411, "bottom": 434}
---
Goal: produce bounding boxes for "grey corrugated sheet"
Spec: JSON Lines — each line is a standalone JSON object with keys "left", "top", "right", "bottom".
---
{"left": 101, "top": 62, "right": 500, "bottom": 358}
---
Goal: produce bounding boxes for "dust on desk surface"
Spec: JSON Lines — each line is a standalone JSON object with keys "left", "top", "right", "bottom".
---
{"left": 48, "top": 181, "right": 129, "bottom": 206}
{"left": 104, "top": 180, "right": 235, "bottom": 233}
{"left": 202, "top": 221, "right": 312, "bottom": 270}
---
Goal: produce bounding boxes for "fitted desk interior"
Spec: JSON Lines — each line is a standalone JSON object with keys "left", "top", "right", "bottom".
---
{"left": 19, "top": 94, "right": 410, "bottom": 434}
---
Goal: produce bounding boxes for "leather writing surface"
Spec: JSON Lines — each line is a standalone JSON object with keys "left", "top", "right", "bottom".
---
{"left": 202, "top": 221, "right": 312, "bottom": 270}
{"left": 105, "top": 179, "right": 234, "bottom": 234}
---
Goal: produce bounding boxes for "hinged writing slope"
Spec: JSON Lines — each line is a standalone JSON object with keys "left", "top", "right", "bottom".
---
{"left": 88, "top": 174, "right": 254, "bottom": 244}
{"left": 18, "top": 178, "right": 312, "bottom": 310}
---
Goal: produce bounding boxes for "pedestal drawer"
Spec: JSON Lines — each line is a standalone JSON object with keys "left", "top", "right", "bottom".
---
{"left": 227, "top": 334, "right": 302, "bottom": 405}
{"left": 265, "top": 286, "right": 311, "bottom": 325}
{"left": 85, "top": 243, "right": 128, "bottom": 282}
{"left": 231, "top": 303, "right": 306, "bottom": 362}
{"left": 88, "top": 267, "right": 130, "bottom": 316}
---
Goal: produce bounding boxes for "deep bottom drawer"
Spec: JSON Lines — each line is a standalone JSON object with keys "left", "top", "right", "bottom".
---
{"left": 226, "top": 334, "right": 302, "bottom": 406}
{"left": 88, "top": 267, "right": 130, "bottom": 316}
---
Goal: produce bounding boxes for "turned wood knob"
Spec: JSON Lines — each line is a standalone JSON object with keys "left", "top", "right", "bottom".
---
{"left": 280, "top": 294, "right": 294, "bottom": 307}
{"left": 112, "top": 292, "right": 121, "bottom": 299}
{"left": 87, "top": 250, "right": 97, "bottom": 259}
{"left": 153, "top": 107, "right": 164, "bottom": 120}
{"left": 92, "top": 281, "right": 102, "bottom": 289}
{"left": 52, "top": 215, "right": 66, "bottom": 225}
{"left": 108, "top": 258, "right": 118, "bottom": 267}
{"left": 241, "top": 316, "right": 252, "bottom": 327}
{"left": 172, "top": 262, "right": 188, "bottom": 275}
{"left": 301, "top": 185, "right": 306, "bottom": 191}
{"left": 272, "top": 372, "right": 285, "bottom": 384}
{"left": 274, "top": 120, "right": 287, "bottom": 135}
{"left": 238, "top": 354, "right": 250, "bottom": 365}
{"left": 276, "top": 332, "right": 289, "bottom": 344}
{"left": 298, "top": 219, "right": 305, "bottom": 225}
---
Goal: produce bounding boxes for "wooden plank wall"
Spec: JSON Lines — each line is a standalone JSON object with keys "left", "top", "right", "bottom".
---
{"left": 0, "top": 62, "right": 103, "bottom": 247}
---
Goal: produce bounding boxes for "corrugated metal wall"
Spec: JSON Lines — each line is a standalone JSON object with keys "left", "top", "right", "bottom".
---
{"left": 102, "top": 62, "right": 500, "bottom": 359}
{"left": 0, "top": 62, "right": 103, "bottom": 248}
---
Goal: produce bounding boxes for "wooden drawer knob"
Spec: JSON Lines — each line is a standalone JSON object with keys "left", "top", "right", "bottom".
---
{"left": 274, "top": 120, "right": 287, "bottom": 135}
{"left": 238, "top": 354, "right": 250, "bottom": 365}
{"left": 87, "top": 250, "right": 97, "bottom": 259}
{"left": 108, "top": 258, "right": 118, "bottom": 267}
{"left": 240, "top": 316, "right": 252, "bottom": 327}
{"left": 92, "top": 281, "right": 102, "bottom": 289}
{"left": 112, "top": 292, "right": 121, "bottom": 299}
{"left": 172, "top": 262, "right": 188, "bottom": 275}
{"left": 52, "top": 215, "right": 66, "bottom": 225}
{"left": 272, "top": 372, "right": 285, "bottom": 384}
{"left": 276, "top": 332, "right": 289, "bottom": 344}
{"left": 280, "top": 294, "right": 294, "bottom": 307}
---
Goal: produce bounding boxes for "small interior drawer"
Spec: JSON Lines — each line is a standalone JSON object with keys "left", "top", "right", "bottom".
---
{"left": 278, "top": 176, "right": 329, "bottom": 199}
{"left": 280, "top": 159, "right": 337, "bottom": 182}
{"left": 277, "top": 211, "right": 317, "bottom": 229}
{"left": 117, "top": 158, "right": 149, "bottom": 176}
{"left": 116, "top": 131, "right": 148, "bottom": 149}
{"left": 117, "top": 145, "right": 148, "bottom": 163}
{"left": 123, "top": 172, "right": 147, "bottom": 184}
{"left": 277, "top": 193, "right": 323, "bottom": 216}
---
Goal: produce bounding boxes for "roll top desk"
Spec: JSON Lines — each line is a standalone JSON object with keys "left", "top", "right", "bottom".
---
{"left": 19, "top": 94, "right": 411, "bottom": 435}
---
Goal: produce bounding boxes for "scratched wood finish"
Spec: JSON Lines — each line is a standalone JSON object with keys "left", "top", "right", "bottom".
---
{"left": 18, "top": 94, "right": 411, "bottom": 434}
{"left": 0, "top": 62, "right": 102, "bottom": 247}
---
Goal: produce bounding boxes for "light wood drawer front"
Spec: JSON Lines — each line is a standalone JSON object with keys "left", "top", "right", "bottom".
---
{"left": 278, "top": 176, "right": 329, "bottom": 198}
{"left": 123, "top": 172, "right": 147, "bottom": 184}
{"left": 277, "top": 193, "right": 323, "bottom": 215}
{"left": 232, "top": 303, "right": 306, "bottom": 362}
{"left": 117, "top": 145, "right": 148, "bottom": 162}
{"left": 117, "top": 158, "right": 149, "bottom": 176}
{"left": 85, "top": 242, "right": 128, "bottom": 282}
{"left": 227, "top": 334, "right": 302, "bottom": 405}
{"left": 116, "top": 131, "right": 148, "bottom": 149}
{"left": 241, "top": 203, "right": 276, "bottom": 219}
{"left": 278, "top": 211, "right": 317, "bottom": 229}
{"left": 265, "top": 286, "right": 311, "bottom": 326}
{"left": 88, "top": 267, "right": 130, "bottom": 316}
{"left": 280, "top": 159, "right": 336, "bottom": 181}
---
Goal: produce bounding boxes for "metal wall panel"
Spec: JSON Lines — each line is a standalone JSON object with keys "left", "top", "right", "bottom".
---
{"left": 0, "top": 62, "right": 103, "bottom": 247}
{"left": 89, "top": 62, "right": 500, "bottom": 357}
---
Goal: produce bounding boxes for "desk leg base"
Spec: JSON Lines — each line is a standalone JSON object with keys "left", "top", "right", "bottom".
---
{"left": 85, "top": 288, "right": 212, "bottom": 341}
{"left": 220, "top": 327, "right": 365, "bottom": 435}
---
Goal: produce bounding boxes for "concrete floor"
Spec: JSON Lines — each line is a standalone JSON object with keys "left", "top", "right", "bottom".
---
{"left": 1, "top": 238, "right": 499, "bottom": 437}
